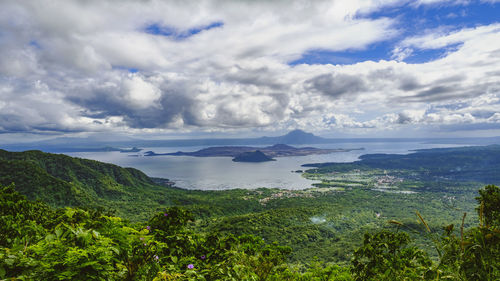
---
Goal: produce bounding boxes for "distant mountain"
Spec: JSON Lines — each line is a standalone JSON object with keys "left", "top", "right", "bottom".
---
{"left": 256, "top": 130, "right": 328, "bottom": 144}
{"left": 232, "top": 150, "right": 275, "bottom": 162}
{"left": 0, "top": 130, "right": 324, "bottom": 151}
{"left": 3, "top": 130, "right": 500, "bottom": 152}
{"left": 136, "top": 130, "right": 331, "bottom": 146}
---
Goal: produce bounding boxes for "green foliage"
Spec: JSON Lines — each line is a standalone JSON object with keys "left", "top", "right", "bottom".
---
{"left": 0, "top": 149, "right": 180, "bottom": 220}
{"left": 420, "top": 185, "right": 500, "bottom": 280}
{"left": 476, "top": 184, "right": 500, "bottom": 228}
{"left": 459, "top": 227, "right": 500, "bottom": 280}
{"left": 348, "top": 185, "right": 500, "bottom": 281}
{"left": 1, "top": 180, "right": 499, "bottom": 280}
{"left": 0, "top": 186, "right": 295, "bottom": 280}
{"left": 0, "top": 148, "right": 485, "bottom": 266}
{"left": 0, "top": 184, "right": 54, "bottom": 248}
{"left": 149, "top": 207, "right": 193, "bottom": 237}
{"left": 268, "top": 262, "right": 353, "bottom": 281}
{"left": 1, "top": 147, "right": 499, "bottom": 280}
{"left": 0, "top": 159, "right": 89, "bottom": 207}
{"left": 351, "top": 230, "right": 432, "bottom": 280}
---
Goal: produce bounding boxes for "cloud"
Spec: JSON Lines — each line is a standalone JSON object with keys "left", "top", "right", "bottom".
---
{"left": 397, "top": 109, "right": 426, "bottom": 124}
{"left": 122, "top": 75, "right": 161, "bottom": 109}
{"left": 306, "top": 73, "right": 367, "bottom": 98}
{"left": 391, "top": 47, "right": 413, "bottom": 62}
{"left": 0, "top": 0, "right": 499, "bottom": 137}
{"left": 398, "top": 24, "right": 500, "bottom": 50}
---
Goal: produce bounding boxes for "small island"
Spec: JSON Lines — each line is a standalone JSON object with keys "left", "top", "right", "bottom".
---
{"left": 232, "top": 150, "right": 275, "bottom": 162}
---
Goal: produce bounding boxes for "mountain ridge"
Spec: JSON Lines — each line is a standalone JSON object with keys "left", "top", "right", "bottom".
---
{"left": 3, "top": 130, "right": 500, "bottom": 152}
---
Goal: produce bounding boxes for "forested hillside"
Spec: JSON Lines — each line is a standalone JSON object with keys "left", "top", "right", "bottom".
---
{"left": 0, "top": 148, "right": 499, "bottom": 279}
{"left": 1, "top": 184, "right": 498, "bottom": 280}
{"left": 0, "top": 149, "right": 183, "bottom": 220}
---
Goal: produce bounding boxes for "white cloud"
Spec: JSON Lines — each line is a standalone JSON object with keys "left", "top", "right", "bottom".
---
{"left": 398, "top": 24, "right": 500, "bottom": 50}
{"left": 122, "top": 75, "right": 162, "bottom": 109}
{"left": 0, "top": 0, "right": 499, "bottom": 137}
{"left": 391, "top": 46, "right": 413, "bottom": 62}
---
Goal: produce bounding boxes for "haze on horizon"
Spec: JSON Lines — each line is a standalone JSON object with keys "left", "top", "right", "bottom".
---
{"left": 1, "top": 0, "right": 500, "bottom": 143}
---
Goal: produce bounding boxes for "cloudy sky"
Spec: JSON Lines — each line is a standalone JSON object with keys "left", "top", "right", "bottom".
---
{"left": 1, "top": 0, "right": 500, "bottom": 141}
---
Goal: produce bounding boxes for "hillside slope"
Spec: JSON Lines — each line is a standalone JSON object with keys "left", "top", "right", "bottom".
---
{"left": 0, "top": 149, "right": 174, "bottom": 220}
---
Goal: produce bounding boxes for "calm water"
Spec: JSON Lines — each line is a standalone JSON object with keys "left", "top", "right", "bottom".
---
{"left": 67, "top": 142, "right": 470, "bottom": 190}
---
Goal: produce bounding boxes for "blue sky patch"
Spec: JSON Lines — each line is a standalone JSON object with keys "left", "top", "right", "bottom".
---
{"left": 404, "top": 43, "right": 462, "bottom": 64}
{"left": 112, "top": 66, "right": 139, "bottom": 73}
{"left": 145, "top": 21, "right": 223, "bottom": 40}
{"left": 29, "top": 40, "right": 41, "bottom": 49}
{"left": 291, "top": 1, "right": 500, "bottom": 66}
{"left": 290, "top": 43, "right": 463, "bottom": 65}
{"left": 289, "top": 42, "right": 392, "bottom": 65}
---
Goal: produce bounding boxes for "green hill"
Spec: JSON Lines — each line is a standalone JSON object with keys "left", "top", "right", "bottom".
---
{"left": 0, "top": 159, "right": 88, "bottom": 206}
{"left": 0, "top": 149, "right": 267, "bottom": 222}
{"left": 0, "top": 148, "right": 499, "bottom": 280}
{"left": 0, "top": 149, "right": 175, "bottom": 220}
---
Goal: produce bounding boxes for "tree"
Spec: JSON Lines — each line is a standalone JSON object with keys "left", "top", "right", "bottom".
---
{"left": 351, "top": 230, "right": 431, "bottom": 280}
{"left": 476, "top": 185, "right": 500, "bottom": 228}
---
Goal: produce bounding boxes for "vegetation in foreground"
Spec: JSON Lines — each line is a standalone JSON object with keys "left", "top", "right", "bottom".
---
{"left": 0, "top": 147, "right": 499, "bottom": 279}
{"left": 0, "top": 148, "right": 490, "bottom": 265}
{"left": 1, "top": 184, "right": 499, "bottom": 280}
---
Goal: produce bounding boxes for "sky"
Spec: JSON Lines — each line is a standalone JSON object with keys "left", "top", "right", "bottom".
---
{"left": 1, "top": 0, "right": 500, "bottom": 142}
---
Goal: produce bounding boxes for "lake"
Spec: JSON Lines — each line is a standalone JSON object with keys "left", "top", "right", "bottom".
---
{"left": 67, "top": 141, "right": 472, "bottom": 190}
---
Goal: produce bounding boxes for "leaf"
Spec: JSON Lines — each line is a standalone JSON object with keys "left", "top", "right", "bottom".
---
{"left": 388, "top": 220, "right": 403, "bottom": 226}
{"left": 110, "top": 246, "right": 120, "bottom": 255}
{"left": 45, "top": 234, "right": 56, "bottom": 242}
{"left": 416, "top": 211, "right": 430, "bottom": 232}
{"left": 65, "top": 208, "right": 76, "bottom": 219}
{"left": 55, "top": 227, "right": 63, "bottom": 238}
{"left": 171, "top": 256, "right": 178, "bottom": 263}
{"left": 80, "top": 261, "right": 98, "bottom": 267}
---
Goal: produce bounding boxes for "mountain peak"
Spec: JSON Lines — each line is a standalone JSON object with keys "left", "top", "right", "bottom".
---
{"left": 276, "top": 130, "right": 325, "bottom": 144}
{"left": 284, "top": 129, "right": 314, "bottom": 137}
